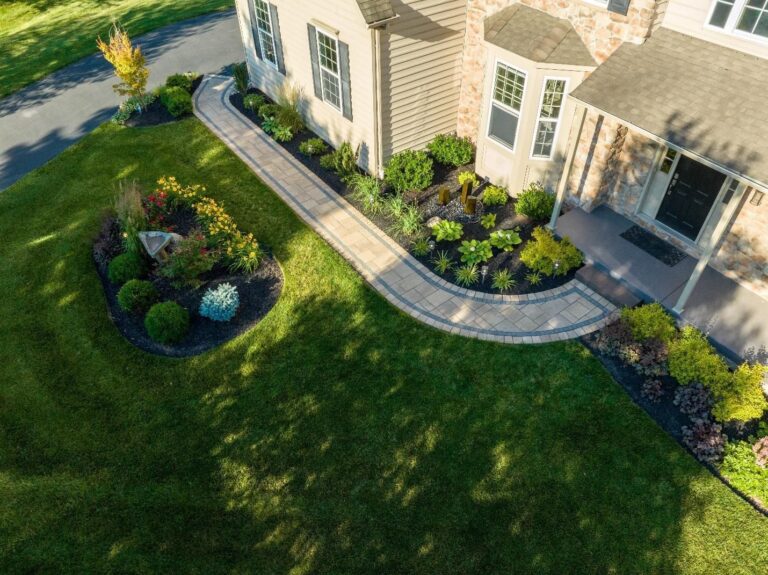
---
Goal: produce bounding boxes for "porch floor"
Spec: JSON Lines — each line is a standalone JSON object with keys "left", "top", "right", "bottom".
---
{"left": 558, "top": 206, "right": 768, "bottom": 359}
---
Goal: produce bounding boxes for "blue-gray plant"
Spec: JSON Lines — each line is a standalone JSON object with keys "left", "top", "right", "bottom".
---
{"left": 199, "top": 283, "right": 240, "bottom": 322}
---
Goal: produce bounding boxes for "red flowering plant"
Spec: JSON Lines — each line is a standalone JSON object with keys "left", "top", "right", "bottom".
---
{"left": 159, "top": 228, "right": 219, "bottom": 288}
{"left": 143, "top": 189, "right": 174, "bottom": 231}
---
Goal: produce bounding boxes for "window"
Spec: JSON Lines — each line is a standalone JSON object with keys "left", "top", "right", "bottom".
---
{"left": 708, "top": 0, "right": 768, "bottom": 39}
{"left": 316, "top": 30, "right": 342, "bottom": 111}
{"left": 488, "top": 62, "right": 526, "bottom": 151}
{"left": 659, "top": 148, "right": 678, "bottom": 174}
{"left": 253, "top": 0, "right": 278, "bottom": 67}
{"left": 531, "top": 78, "right": 567, "bottom": 159}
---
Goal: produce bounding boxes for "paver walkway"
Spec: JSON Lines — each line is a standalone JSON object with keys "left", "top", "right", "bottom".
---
{"left": 194, "top": 75, "right": 617, "bottom": 343}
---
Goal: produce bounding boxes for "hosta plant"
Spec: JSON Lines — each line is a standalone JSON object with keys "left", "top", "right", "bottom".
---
{"left": 199, "top": 283, "right": 240, "bottom": 322}
{"left": 489, "top": 229, "right": 522, "bottom": 252}
{"left": 480, "top": 213, "right": 496, "bottom": 230}
{"left": 432, "top": 220, "right": 463, "bottom": 242}
{"left": 458, "top": 240, "right": 493, "bottom": 266}
{"left": 491, "top": 269, "right": 516, "bottom": 293}
{"left": 455, "top": 264, "right": 479, "bottom": 287}
{"left": 271, "top": 125, "right": 293, "bottom": 142}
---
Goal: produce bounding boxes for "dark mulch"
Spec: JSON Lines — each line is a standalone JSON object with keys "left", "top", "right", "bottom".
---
{"left": 94, "top": 218, "right": 283, "bottom": 358}
{"left": 230, "top": 88, "right": 577, "bottom": 295}
{"left": 620, "top": 224, "right": 688, "bottom": 267}
{"left": 125, "top": 75, "right": 203, "bottom": 128}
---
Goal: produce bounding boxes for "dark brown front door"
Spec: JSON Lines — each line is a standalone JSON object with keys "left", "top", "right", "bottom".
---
{"left": 656, "top": 156, "right": 726, "bottom": 240}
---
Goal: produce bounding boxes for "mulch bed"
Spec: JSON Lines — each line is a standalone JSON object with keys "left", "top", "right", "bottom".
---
{"left": 94, "top": 217, "right": 283, "bottom": 358}
{"left": 230, "top": 88, "right": 577, "bottom": 295}
{"left": 124, "top": 76, "right": 203, "bottom": 128}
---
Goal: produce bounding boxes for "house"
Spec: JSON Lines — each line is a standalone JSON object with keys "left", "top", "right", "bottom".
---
{"left": 233, "top": 0, "right": 767, "bottom": 355}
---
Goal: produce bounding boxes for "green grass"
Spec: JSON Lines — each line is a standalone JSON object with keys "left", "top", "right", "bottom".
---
{"left": 0, "top": 0, "right": 233, "bottom": 98}
{"left": 0, "top": 118, "right": 767, "bottom": 573}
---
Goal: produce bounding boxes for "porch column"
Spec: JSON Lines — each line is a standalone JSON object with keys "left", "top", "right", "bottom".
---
{"left": 548, "top": 105, "right": 587, "bottom": 231}
{"left": 672, "top": 184, "right": 748, "bottom": 314}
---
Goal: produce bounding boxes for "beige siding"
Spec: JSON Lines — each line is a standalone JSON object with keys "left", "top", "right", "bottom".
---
{"left": 234, "top": 0, "right": 377, "bottom": 172}
{"left": 661, "top": 0, "right": 768, "bottom": 59}
{"left": 381, "top": 0, "right": 467, "bottom": 159}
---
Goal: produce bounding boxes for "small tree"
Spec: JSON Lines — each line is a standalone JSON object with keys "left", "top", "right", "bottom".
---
{"left": 97, "top": 23, "right": 149, "bottom": 99}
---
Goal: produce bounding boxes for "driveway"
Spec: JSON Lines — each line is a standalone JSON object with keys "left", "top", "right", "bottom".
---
{"left": 0, "top": 9, "right": 242, "bottom": 191}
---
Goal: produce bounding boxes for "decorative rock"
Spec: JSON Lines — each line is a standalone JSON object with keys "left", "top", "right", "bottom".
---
{"left": 426, "top": 216, "right": 443, "bottom": 228}
{"left": 139, "top": 231, "right": 183, "bottom": 261}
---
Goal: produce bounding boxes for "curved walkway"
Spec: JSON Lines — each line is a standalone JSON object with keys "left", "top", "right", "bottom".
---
{"left": 0, "top": 10, "right": 242, "bottom": 191}
{"left": 194, "top": 75, "right": 617, "bottom": 343}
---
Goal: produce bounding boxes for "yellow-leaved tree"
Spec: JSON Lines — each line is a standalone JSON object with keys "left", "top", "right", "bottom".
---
{"left": 97, "top": 23, "right": 149, "bottom": 99}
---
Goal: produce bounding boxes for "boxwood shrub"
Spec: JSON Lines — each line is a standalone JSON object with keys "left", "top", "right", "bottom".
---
{"left": 515, "top": 182, "right": 555, "bottom": 220}
{"left": 107, "top": 252, "right": 146, "bottom": 285}
{"left": 117, "top": 279, "right": 158, "bottom": 314}
{"left": 384, "top": 150, "right": 433, "bottom": 193}
{"left": 159, "top": 86, "right": 193, "bottom": 117}
{"left": 165, "top": 73, "right": 193, "bottom": 93}
{"left": 145, "top": 301, "right": 189, "bottom": 344}
{"left": 620, "top": 303, "right": 677, "bottom": 343}
{"left": 427, "top": 133, "right": 473, "bottom": 167}
{"left": 519, "top": 227, "right": 583, "bottom": 277}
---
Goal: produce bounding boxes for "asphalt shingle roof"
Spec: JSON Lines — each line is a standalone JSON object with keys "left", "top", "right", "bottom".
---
{"left": 484, "top": 4, "right": 596, "bottom": 67}
{"left": 571, "top": 27, "right": 768, "bottom": 187}
{"left": 355, "top": 0, "right": 396, "bottom": 25}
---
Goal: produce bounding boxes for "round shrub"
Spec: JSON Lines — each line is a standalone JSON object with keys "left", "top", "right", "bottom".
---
{"left": 243, "top": 93, "right": 266, "bottom": 111}
{"left": 165, "top": 73, "right": 194, "bottom": 92}
{"left": 144, "top": 302, "right": 189, "bottom": 344}
{"left": 384, "top": 150, "right": 433, "bottom": 193}
{"left": 620, "top": 303, "right": 677, "bottom": 343}
{"left": 515, "top": 182, "right": 556, "bottom": 220}
{"left": 107, "top": 252, "right": 146, "bottom": 285}
{"left": 117, "top": 279, "right": 158, "bottom": 314}
{"left": 427, "top": 133, "right": 474, "bottom": 167}
{"left": 159, "top": 86, "right": 192, "bottom": 117}
{"left": 482, "top": 185, "right": 509, "bottom": 206}
{"left": 199, "top": 282, "right": 240, "bottom": 322}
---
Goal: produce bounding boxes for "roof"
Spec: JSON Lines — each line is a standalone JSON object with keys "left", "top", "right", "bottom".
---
{"left": 355, "top": 0, "right": 396, "bottom": 25}
{"left": 571, "top": 28, "right": 768, "bottom": 188}
{"left": 484, "top": 5, "right": 596, "bottom": 67}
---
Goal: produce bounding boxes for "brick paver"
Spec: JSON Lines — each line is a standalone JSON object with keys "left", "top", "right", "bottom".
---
{"left": 194, "top": 76, "right": 616, "bottom": 343}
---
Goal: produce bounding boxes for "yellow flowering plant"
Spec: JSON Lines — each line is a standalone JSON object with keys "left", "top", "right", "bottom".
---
{"left": 156, "top": 176, "right": 204, "bottom": 208}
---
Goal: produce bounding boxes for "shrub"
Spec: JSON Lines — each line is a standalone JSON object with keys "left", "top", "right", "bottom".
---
{"left": 165, "top": 73, "right": 194, "bottom": 92}
{"left": 117, "top": 279, "right": 158, "bottom": 314}
{"left": 159, "top": 86, "right": 192, "bottom": 117}
{"left": 519, "top": 227, "right": 583, "bottom": 277}
{"left": 674, "top": 383, "right": 714, "bottom": 417}
{"left": 199, "top": 283, "right": 240, "bottom": 322}
{"left": 258, "top": 103, "right": 280, "bottom": 120}
{"left": 720, "top": 440, "right": 768, "bottom": 503}
{"left": 261, "top": 117, "right": 281, "bottom": 134}
{"left": 621, "top": 303, "right": 677, "bottom": 343}
{"left": 457, "top": 171, "right": 479, "bottom": 188}
{"left": 320, "top": 142, "right": 359, "bottom": 181}
{"left": 299, "top": 137, "right": 328, "bottom": 157}
{"left": 111, "top": 93, "right": 155, "bottom": 124}
{"left": 455, "top": 264, "right": 479, "bottom": 287}
{"left": 243, "top": 93, "right": 266, "bottom": 111}
{"left": 275, "top": 82, "right": 305, "bottom": 134}
{"left": 491, "top": 269, "right": 516, "bottom": 293}
{"left": 515, "top": 182, "right": 555, "bottom": 220}
{"left": 384, "top": 150, "right": 433, "bottom": 193}
{"left": 411, "top": 237, "right": 430, "bottom": 257}
{"left": 641, "top": 379, "right": 665, "bottom": 403}
{"left": 232, "top": 62, "right": 249, "bottom": 94}
{"left": 145, "top": 301, "right": 189, "bottom": 344}
{"left": 480, "top": 213, "right": 496, "bottom": 230}
{"left": 712, "top": 363, "right": 767, "bottom": 423}
{"left": 426, "top": 133, "right": 473, "bottom": 167}
{"left": 594, "top": 319, "right": 634, "bottom": 357}
{"left": 97, "top": 23, "right": 149, "bottom": 99}
{"left": 482, "top": 185, "right": 508, "bottom": 206}
{"left": 432, "top": 251, "right": 453, "bottom": 275}
{"left": 348, "top": 174, "right": 384, "bottom": 215}
{"left": 108, "top": 252, "right": 146, "bottom": 285}
{"left": 271, "top": 125, "right": 293, "bottom": 142}
{"left": 160, "top": 230, "right": 217, "bottom": 288}
{"left": 432, "top": 220, "right": 463, "bottom": 242}
{"left": 682, "top": 418, "right": 725, "bottom": 464}
{"left": 489, "top": 229, "right": 522, "bottom": 252}
{"left": 458, "top": 240, "right": 493, "bottom": 266}
{"left": 668, "top": 326, "right": 730, "bottom": 387}
{"left": 319, "top": 153, "right": 336, "bottom": 171}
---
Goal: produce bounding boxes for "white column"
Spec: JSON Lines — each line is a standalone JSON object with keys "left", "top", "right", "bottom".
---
{"left": 549, "top": 105, "right": 587, "bottom": 231}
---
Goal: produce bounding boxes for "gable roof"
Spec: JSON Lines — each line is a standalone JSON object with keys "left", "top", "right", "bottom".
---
{"left": 570, "top": 27, "right": 768, "bottom": 188}
{"left": 484, "top": 4, "right": 596, "bottom": 67}
{"left": 355, "top": 0, "right": 396, "bottom": 25}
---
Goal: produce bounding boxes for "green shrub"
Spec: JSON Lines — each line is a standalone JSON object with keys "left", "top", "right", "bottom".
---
{"left": 159, "top": 86, "right": 192, "bottom": 117}
{"left": 519, "top": 227, "right": 583, "bottom": 277}
{"left": 491, "top": 269, "right": 516, "bottom": 293}
{"left": 621, "top": 303, "right": 677, "bottom": 343}
{"left": 455, "top": 264, "right": 479, "bottom": 287}
{"left": 431, "top": 220, "right": 463, "bottom": 242}
{"left": 117, "top": 279, "right": 158, "bottom": 314}
{"left": 160, "top": 231, "right": 217, "bottom": 288}
{"left": 271, "top": 125, "right": 293, "bottom": 142}
{"left": 299, "top": 137, "right": 328, "bottom": 156}
{"left": 426, "top": 133, "right": 473, "bottom": 167}
{"left": 232, "top": 62, "right": 249, "bottom": 94}
{"left": 457, "top": 171, "right": 479, "bottom": 188}
{"left": 243, "top": 93, "right": 266, "bottom": 111}
{"left": 384, "top": 150, "right": 433, "bottom": 193}
{"left": 199, "top": 283, "right": 239, "bottom": 322}
{"left": 165, "top": 73, "right": 193, "bottom": 92}
{"left": 667, "top": 326, "right": 730, "bottom": 387}
{"left": 480, "top": 213, "right": 496, "bottom": 230}
{"left": 108, "top": 252, "right": 146, "bottom": 285}
{"left": 321, "top": 142, "right": 359, "bottom": 181}
{"left": 482, "top": 185, "right": 508, "bottom": 206}
{"left": 144, "top": 301, "right": 189, "bottom": 344}
{"left": 319, "top": 153, "right": 336, "bottom": 171}
{"left": 458, "top": 240, "right": 493, "bottom": 266}
{"left": 489, "top": 229, "right": 522, "bottom": 252}
{"left": 275, "top": 82, "right": 305, "bottom": 133}
{"left": 720, "top": 440, "right": 768, "bottom": 503}
{"left": 515, "top": 182, "right": 555, "bottom": 220}
{"left": 712, "top": 363, "right": 767, "bottom": 423}
{"left": 258, "top": 103, "right": 280, "bottom": 120}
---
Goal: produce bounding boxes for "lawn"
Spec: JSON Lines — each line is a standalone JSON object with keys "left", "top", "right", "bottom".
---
{"left": 0, "top": 117, "right": 767, "bottom": 573}
{"left": 0, "top": 0, "right": 233, "bottom": 98}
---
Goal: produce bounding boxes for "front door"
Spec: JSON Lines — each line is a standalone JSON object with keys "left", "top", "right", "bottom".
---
{"left": 656, "top": 156, "right": 726, "bottom": 240}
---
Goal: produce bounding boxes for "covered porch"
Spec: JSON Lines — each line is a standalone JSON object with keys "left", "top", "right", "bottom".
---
{"left": 558, "top": 206, "right": 768, "bottom": 359}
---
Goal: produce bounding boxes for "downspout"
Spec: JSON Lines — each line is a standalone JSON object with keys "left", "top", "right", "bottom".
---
{"left": 370, "top": 26, "right": 384, "bottom": 178}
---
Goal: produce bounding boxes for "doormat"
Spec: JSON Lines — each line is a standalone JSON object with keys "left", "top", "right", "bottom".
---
{"left": 619, "top": 225, "right": 688, "bottom": 267}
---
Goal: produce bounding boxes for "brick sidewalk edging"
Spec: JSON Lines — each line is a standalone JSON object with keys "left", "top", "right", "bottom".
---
{"left": 194, "top": 75, "right": 616, "bottom": 343}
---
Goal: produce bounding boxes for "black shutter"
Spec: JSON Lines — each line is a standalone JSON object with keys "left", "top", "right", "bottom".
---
{"left": 247, "top": 0, "right": 263, "bottom": 61}
{"left": 307, "top": 24, "right": 323, "bottom": 99}
{"left": 338, "top": 40, "right": 353, "bottom": 121}
{"left": 268, "top": 4, "right": 285, "bottom": 74}
{"left": 607, "top": 0, "right": 631, "bottom": 16}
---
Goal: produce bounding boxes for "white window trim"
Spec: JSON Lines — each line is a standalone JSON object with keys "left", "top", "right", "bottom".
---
{"left": 704, "top": 0, "right": 768, "bottom": 45}
{"left": 253, "top": 0, "right": 279, "bottom": 70}
{"left": 529, "top": 76, "right": 569, "bottom": 161}
{"left": 315, "top": 28, "right": 343, "bottom": 114}
{"left": 582, "top": 0, "right": 610, "bottom": 8}
{"left": 486, "top": 59, "right": 528, "bottom": 153}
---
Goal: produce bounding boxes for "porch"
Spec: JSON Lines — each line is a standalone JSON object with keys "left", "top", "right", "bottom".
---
{"left": 558, "top": 206, "right": 768, "bottom": 360}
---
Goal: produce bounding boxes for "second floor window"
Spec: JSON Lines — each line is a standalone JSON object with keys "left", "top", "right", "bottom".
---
{"left": 488, "top": 62, "right": 526, "bottom": 151}
{"left": 531, "top": 78, "right": 567, "bottom": 159}
{"left": 253, "top": 0, "right": 278, "bottom": 67}
{"left": 708, "top": 0, "right": 768, "bottom": 39}
{"left": 316, "top": 30, "right": 342, "bottom": 111}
